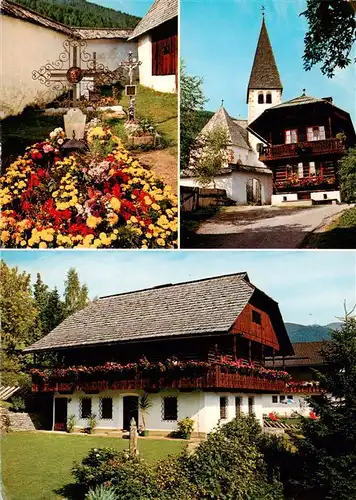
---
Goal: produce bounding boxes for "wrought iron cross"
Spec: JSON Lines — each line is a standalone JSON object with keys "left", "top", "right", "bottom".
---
{"left": 120, "top": 51, "right": 142, "bottom": 121}
{"left": 32, "top": 39, "right": 121, "bottom": 106}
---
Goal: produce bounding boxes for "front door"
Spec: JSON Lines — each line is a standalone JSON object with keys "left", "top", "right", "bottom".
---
{"left": 123, "top": 396, "right": 139, "bottom": 431}
{"left": 54, "top": 398, "right": 68, "bottom": 431}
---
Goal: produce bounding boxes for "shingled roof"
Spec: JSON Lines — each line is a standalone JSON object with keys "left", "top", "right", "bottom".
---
{"left": 270, "top": 94, "right": 325, "bottom": 110}
{"left": 265, "top": 341, "right": 326, "bottom": 368}
{"left": 1, "top": 0, "right": 73, "bottom": 36}
{"left": 72, "top": 27, "right": 134, "bottom": 40}
{"left": 202, "top": 106, "right": 251, "bottom": 150}
{"left": 128, "top": 0, "right": 177, "bottom": 40}
{"left": 247, "top": 18, "right": 282, "bottom": 102}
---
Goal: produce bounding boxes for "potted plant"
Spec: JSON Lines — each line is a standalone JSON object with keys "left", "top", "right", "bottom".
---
{"left": 138, "top": 393, "right": 152, "bottom": 436}
{"left": 85, "top": 413, "right": 97, "bottom": 434}
{"left": 177, "top": 417, "right": 195, "bottom": 439}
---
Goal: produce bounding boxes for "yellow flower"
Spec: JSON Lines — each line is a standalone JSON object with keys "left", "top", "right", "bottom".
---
{"left": 107, "top": 213, "right": 119, "bottom": 226}
{"left": 20, "top": 240, "right": 26, "bottom": 247}
{"left": 144, "top": 196, "right": 152, "bottom": 206}
{"left": 151, "top": 203, "right": 161, "bottom": 211}
{"left": 39, "top": 242, "right": 47, "bottom": 249}
{"left": 110, "top": 197, "right": 121, "bottom": 212}
{"left": 130, "top": 216, "right": 138, "bottom": 223}
{"left": 156, "top": 238, "right": 165, "bottom": 246}
{"left": 1, "top": 230, "right": 10, "bottom": 243}
{"left": 86, "top": 216, "right": 101, "bottom": 228}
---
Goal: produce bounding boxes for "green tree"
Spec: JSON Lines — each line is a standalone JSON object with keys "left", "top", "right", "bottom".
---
{"left": 302, "top": 0, "right": 356, "bottom": 77}
{"left": 190, "top": 126, "right": 231, "bottom": 187}
{"left": 180, "top": 61, "right": 207, "bottom": 170}
{"left": 44, "top": 287, "right": 65, "bottom": 332}
{"left": 339, "top": 147, "right": 356, "bottom": 203}
{"left": 64, "top": 268, "right": 89, "bottom": 317}
{"left": 0, "top": 261, "right": 39, "bottom": 385}
{"left": 293, "top": 311, "right": 356, "bottom": 499}
{"left": 33, "top": 273, "right": 49, "bottom": 334}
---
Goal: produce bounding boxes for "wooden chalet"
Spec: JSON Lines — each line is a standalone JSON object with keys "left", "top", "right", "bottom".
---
{"left": 25, "top": 273, "right": 295, "bottom": 435}
{"left": 248, "top": 94, "right": 356, "bottom": 204}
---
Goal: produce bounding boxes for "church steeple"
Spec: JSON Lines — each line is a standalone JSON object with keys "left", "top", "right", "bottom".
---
{"left": 247, "top": 17, "right": 282, "bottom": 103}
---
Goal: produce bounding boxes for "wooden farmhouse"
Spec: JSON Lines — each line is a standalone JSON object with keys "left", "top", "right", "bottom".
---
{"left": 21, "top": 272, "right": 319, "bottom": 437}
{"left": 248, "top": 94, "right": 356, "bottom": 205}
{"left": 128, "top": 0, "right": 178, "bottom": 94}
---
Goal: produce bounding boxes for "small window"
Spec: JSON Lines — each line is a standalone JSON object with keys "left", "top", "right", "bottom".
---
{"left": 307, "top": 126, "right": 325, "bottom": 142}
{"left": 80, "top": 398, "right": 92, "bottom": 419}
{"left": 220, "top": 396, "right": 228, "bottom": 419}
{"left": 252, "top": 310, "right": 261, "bottom": 325}
{"left": 235, "top": 396, "right": 241, "bottom": 417}
{"left": 287, "top": 395, "right": 294, "bottom": 401}
{"left": 100, "top": 397, "right": 113, "bottom": 419}
{"left": 266, "top": 93, "right": 272, "bottom": 104}
{"left": 258, "top": 93, "right": 264, "bottom": 104}
{"left": 248, "top": 397, "right": 254, "bottom": 416}
{"left": 279, "top": 395, "right": 285, "bottom": 403}
{"left": 163, "top": 396, "right": 177, "bottom": 421}
{"left": 272, "top": 395, "right": 278, "bottom": 403}
{"left": 285, "top": 129, "right": 298, "bottom": 144}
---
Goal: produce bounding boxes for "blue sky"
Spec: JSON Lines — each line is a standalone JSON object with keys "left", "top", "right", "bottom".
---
{"left": 2, "top": 250, "right": 355, "bottom": 326}
{"left": 88, "top": 0, "right": 152, "bottom": 17}
{"left": 181, "top": 0, "right": 356, "bottom": 123}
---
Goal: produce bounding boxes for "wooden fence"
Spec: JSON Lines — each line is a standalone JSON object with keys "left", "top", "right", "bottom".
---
{"left": 181, "top": 186, "right": 228, "bottom": 212}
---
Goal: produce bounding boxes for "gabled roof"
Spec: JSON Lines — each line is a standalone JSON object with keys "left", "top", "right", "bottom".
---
{"left": 128, "top": 0, "right": 177, "bottom": 40}
{"left": 202, "top": 106, "right": 251, "bottom": 150}
{"left": 269, "top": 94, "right": 325, "bottom": 109}
{"left": 1, "top": 0, "right": 73, "bottom": 36}
{"left": 247, "top": 18, "right": 282, "bottom": 102}
{"left": 265, "top": 341, "right": 326, "bottom": 368}
{"left": 72, "top": 27, "right": 134, "bottom": 40}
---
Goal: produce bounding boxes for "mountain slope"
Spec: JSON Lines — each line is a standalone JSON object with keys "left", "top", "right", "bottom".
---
{"left": 14, "top": 0, "right": 141, "bottom": 29}
{"left": 285, "top": 322, "right": 342, "bottom": 343}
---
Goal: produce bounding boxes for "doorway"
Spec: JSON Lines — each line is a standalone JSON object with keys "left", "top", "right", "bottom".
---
{"left": 246, "top": 178, "right": 262, "bottom": 205}
{"left": 54, "top": 398, "right": 68, "bottom": 431}
{"left": 123, "top": 396, "right": 139, "bottom": 431}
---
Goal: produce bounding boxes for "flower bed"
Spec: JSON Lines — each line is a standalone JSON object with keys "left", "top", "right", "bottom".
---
{"left": 274, "top": 174, "right": 336, "bottom": 191}
{"left": 0, "top": 126, "right": 177, "bottom": 248}
{"left": 30, "top": 356, "right": 291, "bottom": 383}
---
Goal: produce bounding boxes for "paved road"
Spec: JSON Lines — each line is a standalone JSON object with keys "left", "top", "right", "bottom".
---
{"left": 188, "top": 204, "right": 351, "bottom": 249}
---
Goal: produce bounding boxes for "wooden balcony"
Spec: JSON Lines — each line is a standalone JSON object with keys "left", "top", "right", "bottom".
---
{"left": 260, "top": 138, "right": 345, "bottom": 162}
{"left": 32, "top": 366, "right": 286, "bottom": 393}
{"left": 286, "top": 383, "right": 322, "bottom": 394}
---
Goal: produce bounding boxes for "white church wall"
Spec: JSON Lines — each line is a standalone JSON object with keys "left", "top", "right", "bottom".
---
{"left": 180, "top": 175, "right": 234, "bottom": 200}
{"left": 137, "top": 33, "right": 176, "bottom": 93}
{"left": 231, "top": 170, "right": 272, "bottom": 205}
{"left": 1, "top": 16, "right": 69, "bottom": 118}
{"left": 85, "top": 39, "right": 137, "bottom": 71}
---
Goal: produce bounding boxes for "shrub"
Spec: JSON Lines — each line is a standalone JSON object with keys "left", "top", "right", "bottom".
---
{"left": 85, "top": 484, "right": 118, "bottom": 500}
{"left": 85, "top": 414, "right": 97, "bottom": 434}
{"left": 176, "top": 417, "right": 194, "bottom": 439}
{"left": 10, "top": 396, "right": 26, "bottom": 413}
{"left": 67, "top": 414, "right": 76, "bottom": 433}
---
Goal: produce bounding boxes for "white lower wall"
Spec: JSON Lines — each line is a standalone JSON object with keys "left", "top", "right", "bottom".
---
{"left": 272, "top": 190, "right": 341, "bottom": 205}
{"left": 180, "top": 175, "right": 233, "bottom": 199}
{"left": 55, "top": 390, "right": 266, "bottom": 434}
{"left": 261, "top": 393, "right": 311, "bottom": 417}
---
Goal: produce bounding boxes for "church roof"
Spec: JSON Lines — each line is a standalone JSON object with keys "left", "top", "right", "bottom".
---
{"left": 1, "top": 0, "right": 73, "bottom": 36}
{"left": 270, "top": 94, "right": 325, "bottom": 109}
{"left": 128, "top": 0, "right": 177, "bottom": 40}
{"left": 202, "top": 106, "right": 251, "bottom": 150}
{"left": 247, "top": 18, "right": 282, "bottom": 101}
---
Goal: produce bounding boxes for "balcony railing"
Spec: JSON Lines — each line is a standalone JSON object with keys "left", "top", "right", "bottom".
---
{"left": 260, "top": 138, "right": 345, "bottom": 162}
{"left": 274, "top": 174, "right": 336, "bottom": 192}
{"left": 286, "top": 382, "right": 322, "bottom": 394}
{"left": 31, "top": 366, "right": 287, "bottom": 393}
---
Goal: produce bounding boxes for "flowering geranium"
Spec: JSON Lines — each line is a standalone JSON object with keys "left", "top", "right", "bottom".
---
{"left": 0, "top": 126, "right": 178, "bottom": 248}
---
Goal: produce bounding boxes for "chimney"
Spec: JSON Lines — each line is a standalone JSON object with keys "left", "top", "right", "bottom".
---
{"left": 322, "top": 97, "right": 333, "bottom": 104}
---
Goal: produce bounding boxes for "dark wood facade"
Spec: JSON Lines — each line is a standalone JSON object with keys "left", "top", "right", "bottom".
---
{"left": 151, "top": 18, "right": 177, "bottom": 77}
{"left": 249, "top": 98, "right": 355, "bottom": 197}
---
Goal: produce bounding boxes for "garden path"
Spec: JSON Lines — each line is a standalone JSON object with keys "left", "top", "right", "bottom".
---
{"left": 134, "top": 150, "right": 178, "bottom": 195}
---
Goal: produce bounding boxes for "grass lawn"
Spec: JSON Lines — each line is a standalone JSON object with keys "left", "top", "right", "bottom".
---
{"left": 2, "top": 432, "right": 185, "bottom": 500}
{"left": 303, "top": 206, "right": 356, "bottom": 248}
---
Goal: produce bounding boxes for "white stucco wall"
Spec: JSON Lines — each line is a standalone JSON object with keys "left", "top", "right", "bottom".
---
{"left": 271, "top": 190, "right": 341, "bottom": 205}
{"left": 247, "top": 88, "right": 282, "bottom": 153}
{"left": 55, "top": 390, "right": 265, "bottom": 435}
{"left": 231, "top": 170, "right": 272, "bottom": 205}
{"left": 1, "top": 15, "right": 69, "bottom": 118}
{"left": 180, "top": 175, "right": 234, "bottom": 199}
{"left": 137, "top": 33, "right": 176, "bottom": 93}
{"left": 85, "top": 39, "right": 137, "bottom": 72}
{"left": 261, "top": 393, "right": 311, "bottom": 417}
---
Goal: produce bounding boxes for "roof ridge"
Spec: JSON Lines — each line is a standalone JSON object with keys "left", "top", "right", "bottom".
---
{"left": 99, "top": 271, "right": 250, "bottom": 299}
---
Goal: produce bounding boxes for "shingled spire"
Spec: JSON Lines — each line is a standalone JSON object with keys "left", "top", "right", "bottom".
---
{"left": 247, "top": 18, "right": 282, "bottom": 102}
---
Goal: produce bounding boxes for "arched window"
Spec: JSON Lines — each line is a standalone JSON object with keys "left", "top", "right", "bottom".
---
{"left": 266, "top": 93, "right": 272, "bottom": 104}
{"left": 258, "top": 93, "right": 264, "bottom": 104}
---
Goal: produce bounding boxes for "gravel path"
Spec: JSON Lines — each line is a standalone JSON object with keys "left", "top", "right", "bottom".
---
{"left": 190, "top": 204, "right": 350, "bottom": 249}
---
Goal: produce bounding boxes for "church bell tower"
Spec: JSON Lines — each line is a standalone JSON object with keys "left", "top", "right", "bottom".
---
{"left": 247, "top": 14, "right": 283, "bottom": 151}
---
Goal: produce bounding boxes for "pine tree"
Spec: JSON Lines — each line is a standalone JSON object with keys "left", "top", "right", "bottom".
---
{"left": 295, "top": 311, "right": 356, "bottom": 499}
{"left": 64, "top": 268, "right": 89, "bottom": 318}
{"left": 33, "top": 273, "right": 49, "bottom": 336}
{"left": 44, "top": 287, "right": 65, "bottom": 333}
